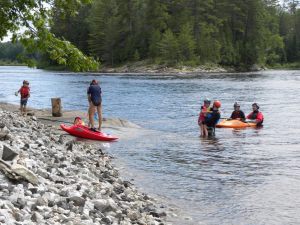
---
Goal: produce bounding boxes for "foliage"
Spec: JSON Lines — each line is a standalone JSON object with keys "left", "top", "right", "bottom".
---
{"left": 0, "top": 0, "right": 99, "bottom": 71}
{"left": 1, "top": 0, "right": 300, "bottom": 69}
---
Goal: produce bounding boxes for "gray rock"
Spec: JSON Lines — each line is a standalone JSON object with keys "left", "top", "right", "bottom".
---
{"left": 11, "top": 164, "right": 39, "bottom": 185}
{"left": 1, "top": 145, "right": 18, "bottom": 161}
{"left": 31, "top": 211, "right": 44, "bottom": 223}
{"left": 36, "top": 196, "right": 48, "bottom": 206}
{"left": 68, "top": 196, "right": 86, "bottom": 207}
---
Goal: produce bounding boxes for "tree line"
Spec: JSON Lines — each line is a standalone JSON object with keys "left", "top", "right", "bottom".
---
{"left": 48, "top": 0, "right": 300, "bottom": 69}
{"left": 1, "top": 0, "right": 300, "bottom": 70}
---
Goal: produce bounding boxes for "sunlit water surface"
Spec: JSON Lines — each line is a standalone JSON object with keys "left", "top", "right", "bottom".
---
{"left": 1, "top": 66, "right": 300, "bottom": 224}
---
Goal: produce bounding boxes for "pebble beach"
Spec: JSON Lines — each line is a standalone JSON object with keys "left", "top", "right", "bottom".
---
{"left": 0, "top": 106, "right": 169, "bottom": 225}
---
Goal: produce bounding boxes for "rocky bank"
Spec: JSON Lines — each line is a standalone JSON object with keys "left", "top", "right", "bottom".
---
{"left": 0, "top": 109, "right": 168, "bottom": 225}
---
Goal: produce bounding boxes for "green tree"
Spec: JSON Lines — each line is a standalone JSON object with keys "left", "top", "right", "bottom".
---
{"left": 88, "top": 0, "right": 120, "bottom": 66}
{"left": 177, "top": 24, "right": 196, "bottom": 61}
{"left": 158, "top": 29, "right": 179, "bottom": 64}
{"left": 0, "top": 0, "right": 99, "bottom": 71}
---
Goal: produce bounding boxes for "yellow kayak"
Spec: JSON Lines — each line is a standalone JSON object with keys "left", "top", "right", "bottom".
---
{"left": 216, "top": 119, "right": 257, "bottom": 128}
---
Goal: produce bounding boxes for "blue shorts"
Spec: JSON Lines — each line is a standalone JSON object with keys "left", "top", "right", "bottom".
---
{"left": 20, "top": 98, "right": 28, "bottom": 106}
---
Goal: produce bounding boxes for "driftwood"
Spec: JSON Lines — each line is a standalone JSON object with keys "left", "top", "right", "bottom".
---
{"left": 0, "top": 145, "right": 38, "bottom": 185}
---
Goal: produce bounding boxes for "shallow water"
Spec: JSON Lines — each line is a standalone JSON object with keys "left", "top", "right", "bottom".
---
{"left": 1, "top": 66, "right": 300, "bottom": 224}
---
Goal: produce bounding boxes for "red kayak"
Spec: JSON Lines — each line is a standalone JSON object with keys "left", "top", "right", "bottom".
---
{"left": 60, "top": 124, "right": 118, "bottom": 141}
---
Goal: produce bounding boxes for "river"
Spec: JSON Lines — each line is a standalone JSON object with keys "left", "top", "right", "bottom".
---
{"left": 1, "top": 66, "right": 300, "bottom": 225}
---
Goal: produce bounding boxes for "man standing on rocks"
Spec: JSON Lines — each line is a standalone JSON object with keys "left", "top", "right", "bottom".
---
{"left": 87, "top": 80, "right": 102, "bottom": 131}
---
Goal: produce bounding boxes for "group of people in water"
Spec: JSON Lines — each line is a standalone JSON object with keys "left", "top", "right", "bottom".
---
{"left": 198, "top": 99, "right": 264, "bottom": 137}
{"left": 16, "top": 79, "right": 264, "bottom": 137}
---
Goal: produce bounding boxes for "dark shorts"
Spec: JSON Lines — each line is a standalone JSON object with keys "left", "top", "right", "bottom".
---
{"left": 92, "top": 100, "right": 101, "bottom": 107}
{"left": 20, "top": 98, "right": 28, "bottom": 106}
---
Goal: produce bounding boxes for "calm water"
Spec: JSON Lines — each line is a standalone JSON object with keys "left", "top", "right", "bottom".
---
{"left": 1, "top": 66, "right": 300, "bottom": 225}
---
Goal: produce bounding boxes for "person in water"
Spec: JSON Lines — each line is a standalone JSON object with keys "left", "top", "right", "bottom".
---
{"left": 16, "top": 80, "right": 30, "bottom": 116}
{"left": 230, "top": 102, "right": 246, "bottom": 121}
{"left": 246, "top": 103, "right": 264, "bottom": 126}
{"left": 198, "top": 98, "right": 211, "bottom": 137}
{"left": 204, "top": 100, "right": 221, "bottom": 136}
{"left": 87, "top": 80, "right": 102, "bottom": 131}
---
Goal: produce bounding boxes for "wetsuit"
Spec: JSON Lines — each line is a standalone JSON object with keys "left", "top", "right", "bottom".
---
{"left": 230, "top": 110, "right": 246, "bottom": 120}
{"left": 205, "top": 110, "right": 221, "bottom": 127}
{"left": 246, "top": 110, "right": 264, "bottom": 125}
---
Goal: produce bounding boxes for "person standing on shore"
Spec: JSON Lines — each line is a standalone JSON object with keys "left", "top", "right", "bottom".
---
{"left": 87, "top": 80, "right": 102, "bottom": 131}
{"left": 16, "top": 80, "right": 30, "bottom": 116}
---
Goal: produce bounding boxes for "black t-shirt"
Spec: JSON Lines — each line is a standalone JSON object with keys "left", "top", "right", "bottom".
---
{"left": 230, "top": 110, "right": 245, "bottom": 120}
{"left": 87, "top": 84, "right": 102, "bottom": 104}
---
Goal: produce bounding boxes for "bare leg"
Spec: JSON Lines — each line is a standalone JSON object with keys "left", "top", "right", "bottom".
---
{"left": 24, "top": 105, "right": 27, "bottom": 116}
{"left": 89, "top": 105, "right": 96, "bottom": 128}
{"left": 203, "top": 125, "right": 208, "bottom": 137}
{"left": 87, "top": 102, "right": 92, "bottom": 127}
{"left": 96, "top": 105, "right": 102, "bottom": 131}
{"left": 200, "top": 123, "right": 204, "bottom": 136}
{"left": 21, "top": 105, "right": 25, "bottom": 116}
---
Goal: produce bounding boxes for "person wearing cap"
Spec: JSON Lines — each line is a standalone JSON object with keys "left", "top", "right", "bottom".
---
{"left": 230, "top": 102, "right": 245, "bottom": 121}
{"left": 246, "top": 103, "right": 264, "bottom": 126}
{"left": 204, "top": 100, "right": 221, "bottom": 136}
{"left": 87, "top": 80, "right": 102, "bottom": 131}
{"left": 16, "top": 80, "right": 30, "bottom": 116}
{"left": 198, "top": 98, "right": 211, "bottom": 136}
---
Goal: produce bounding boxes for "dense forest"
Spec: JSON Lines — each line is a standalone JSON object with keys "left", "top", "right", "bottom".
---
{"left": 1, "top": 0, "right": 300, "bottom": 70}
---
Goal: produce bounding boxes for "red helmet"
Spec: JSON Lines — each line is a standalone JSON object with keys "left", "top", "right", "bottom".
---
{"left": 213, "top": 100, "right": 221, "bottom": 108}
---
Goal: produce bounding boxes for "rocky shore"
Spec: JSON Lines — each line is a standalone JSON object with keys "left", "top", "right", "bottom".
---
{"left": 0, "top": 108, "right": 168, "bottom": 225}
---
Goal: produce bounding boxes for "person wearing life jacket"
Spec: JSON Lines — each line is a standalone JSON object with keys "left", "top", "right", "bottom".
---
{"left": 17, "top": 80, "right": 30, "bottom": 116}
{"left": 74, "top": 117, "right": 85, "bottom": 126}
{"left": 246, "top": 103, "right": 264, "bottom": 126}
{"left": 198, "top": 98, "right": 211, "bottom": 137}
{"left": 230, "top": 102, "right": 246, "bottom": 121}
{"left": 204, "top": 100, "right": 221, "bottom": 136}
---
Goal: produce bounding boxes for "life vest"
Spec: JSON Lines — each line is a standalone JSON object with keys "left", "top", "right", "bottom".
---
{"left": 248, "top": 111, "right": 264, "bottom": 125}
{"left": 20, "top": 86, "right": 30, "bottom": 98}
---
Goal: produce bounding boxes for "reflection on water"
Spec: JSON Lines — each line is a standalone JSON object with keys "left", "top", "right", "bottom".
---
{"left": 1, "top": 67, "right": 300, "bottom": 225}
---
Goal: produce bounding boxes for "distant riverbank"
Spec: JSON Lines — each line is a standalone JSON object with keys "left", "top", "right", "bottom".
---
{"left": 37, "top": 60, "right": 266, "bottom": 74}
{"left": 0, "top": 60, "right": 26, "bottom": 66}
{"left": 3, "top": 59, "right": 299, "bottom": 74}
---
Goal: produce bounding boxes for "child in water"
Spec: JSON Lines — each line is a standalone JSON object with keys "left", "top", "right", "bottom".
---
{"left": 198, "top": 98, "right": 211, "bottom": 137}
{"left": 16, "top": 80, "right": 30, "bottom": 116}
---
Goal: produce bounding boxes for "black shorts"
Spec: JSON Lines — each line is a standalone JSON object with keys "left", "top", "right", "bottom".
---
{"left": 20, "top": 98, "right": 28, "bottom": 106}
{"left": 92, "top": 100, "right": 101, "bottom": 106}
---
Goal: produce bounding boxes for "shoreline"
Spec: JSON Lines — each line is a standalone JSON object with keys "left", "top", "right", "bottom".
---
{"left": 0, "top": 103, "right": 172, "bottom": 225}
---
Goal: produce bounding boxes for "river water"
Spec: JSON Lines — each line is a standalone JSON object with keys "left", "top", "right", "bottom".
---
{"left": 1, "top": 66, "right": 300, "bottom": 225}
